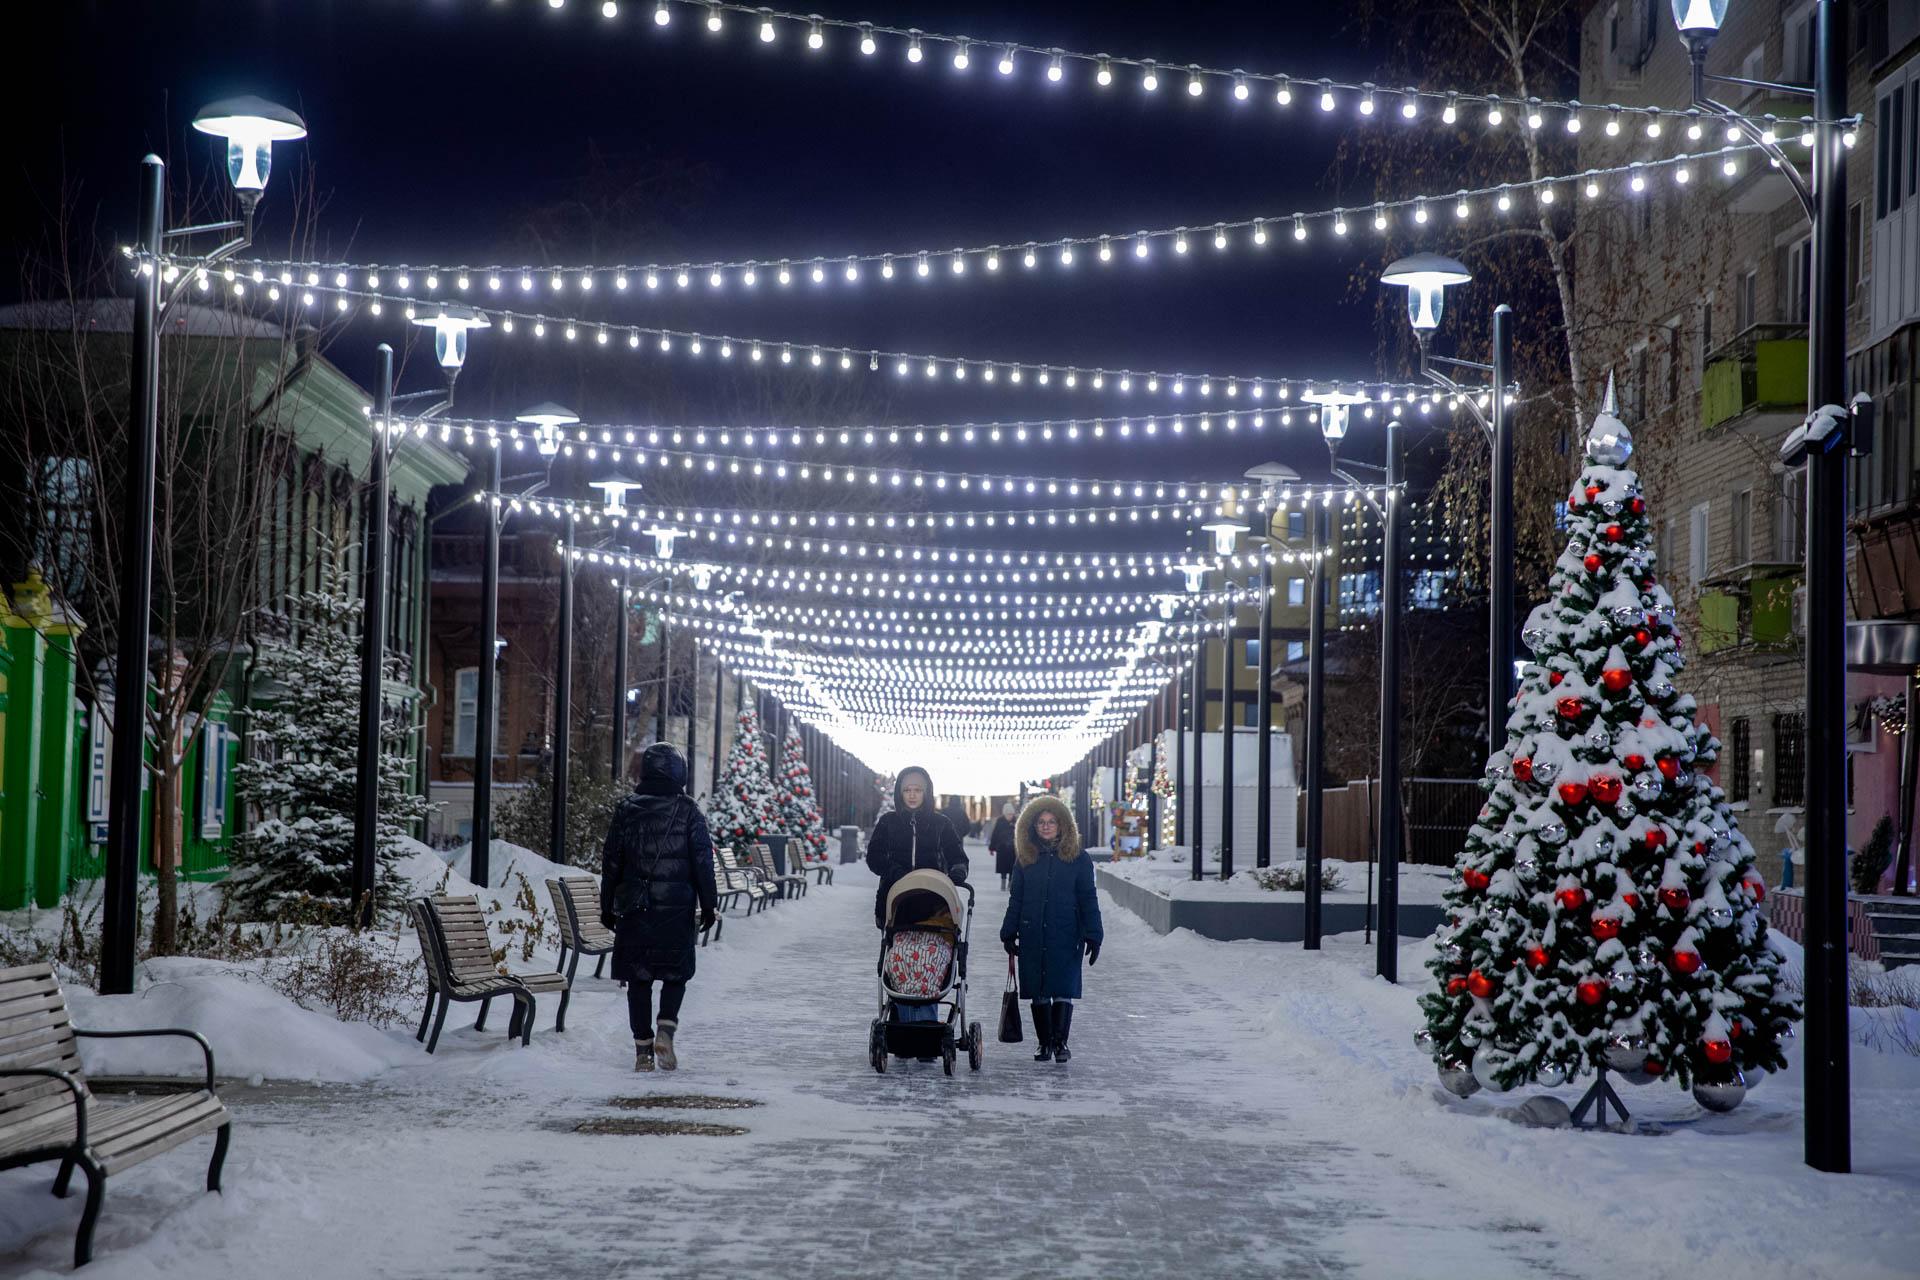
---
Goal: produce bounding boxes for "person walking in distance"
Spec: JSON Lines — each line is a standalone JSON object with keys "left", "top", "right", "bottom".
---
{"left": 1001, "top": 794, "right": 1103, "bottom": 1063}
{"left": 989, "top": 801, "right": 1018, "bottom": 890}
{"left": 865, "top": 766, "right": 968, "bottom": 928}
{"left": 601, "top": 743, "right": 718, "bottom": 1072}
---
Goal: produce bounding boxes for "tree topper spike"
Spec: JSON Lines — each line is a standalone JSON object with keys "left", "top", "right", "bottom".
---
{"left": 1601, "top": 370, "right": 1618, "bottom": 417}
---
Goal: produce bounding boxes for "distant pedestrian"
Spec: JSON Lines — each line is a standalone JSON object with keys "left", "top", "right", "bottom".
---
{"left": 600, "top": 743, "right": 719, "bottom": 1072}
{"left": 989, "top": 802, "right": 1018, "bottom": 890}
{"left": 942, "top": 794, "right": 975, "bottom": 841}
{"left": 866, "top": 766, "right": 969, "bottom": 928}
{"left": 1000, "top": 795, "right": 1103, "bottom": 1063}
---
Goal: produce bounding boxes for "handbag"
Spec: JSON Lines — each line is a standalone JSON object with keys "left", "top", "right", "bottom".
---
{"left": 997, "top": 955, "right": 1023, "bottom": 1043}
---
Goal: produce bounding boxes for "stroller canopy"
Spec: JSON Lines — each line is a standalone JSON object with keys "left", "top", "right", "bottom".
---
{"left": 884, "top": 869, "right": 965, "bottom": 930}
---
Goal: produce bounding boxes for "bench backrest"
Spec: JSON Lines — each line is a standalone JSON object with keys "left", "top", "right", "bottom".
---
{"left": 0, "top": 963, "right": 86, "bottom": 1135}
{"left": 409, "top": 900, "right": 456, "bottom": 991}
{"left": 427, "top": 895, "right": 502, "bottom": 984}
{"left": 557, "top": 878, "right": 602, "bottom": 938}
{"left": 544, "top": 879, "right": 577, "bottom": 942}
{"left": 713, "top": 848, "right": 762, "bottom": 892}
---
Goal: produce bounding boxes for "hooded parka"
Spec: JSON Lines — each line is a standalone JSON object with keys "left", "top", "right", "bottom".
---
{"left": 989, "top": 809, "right": 1018, "bottom": 877}
{"left": 865, "top": 765, "right": 968, "bottom": 927}
{"left": 599, "top": 744, "right": 720, "bottom": 984}
{"left": 999, "top": 795, "right": 1103, "bottom": 999}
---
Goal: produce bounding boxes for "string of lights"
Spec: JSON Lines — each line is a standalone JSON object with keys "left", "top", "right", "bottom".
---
{"left": 217, "top": 145, "right": 1776, "bottom": 297}
{"left": 505, "top": 1, "right": 1860, "bottom": 137}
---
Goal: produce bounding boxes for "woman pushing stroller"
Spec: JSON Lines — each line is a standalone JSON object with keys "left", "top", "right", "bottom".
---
{"left": 865, "top": 766, "right": 968, "bottom": 929}
{"left": 1001, "top": 795, "right": 1103, "bottom": 1063}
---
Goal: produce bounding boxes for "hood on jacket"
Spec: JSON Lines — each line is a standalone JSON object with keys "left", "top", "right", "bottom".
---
{"left": 637, "top": 742, "right": 688, "bottom": 796}
{"left": 893, "top": 766, "right": 935, "bottom": 816}
{"left": 1014, "top": 794, "right": 1081, "bottom": 867}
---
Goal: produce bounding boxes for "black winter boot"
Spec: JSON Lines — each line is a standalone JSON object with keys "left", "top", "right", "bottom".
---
{"left": 1030, "top": 1002, "right": 1053, "bottom": 1061}
{"left": 1051, "top": 1003, "right": 1074, "bottom": 1063}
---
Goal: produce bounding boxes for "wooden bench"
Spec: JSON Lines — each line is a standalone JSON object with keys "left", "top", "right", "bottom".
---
{"left": 788, "top": 841, "right": 835, "bottom": 885}
{"left": 750, "top": 843, "right": 810, "bottom": 898}
{"left": 0, "top": 962, "right": 232, "bottom": 1268}
{"left": 546, "top": 877, "right": 617, "bottom": 982}
{"left": 715, "top": 848, "right": 777, "bottom": 912}
{"left": 411, "top": 896, "right": 571, "bottom": 1053}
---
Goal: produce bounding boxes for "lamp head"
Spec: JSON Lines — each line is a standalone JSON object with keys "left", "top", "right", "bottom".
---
{"left": 1155, "top": 593, "right": 1181, "bottom": 620}
{"left": 515, "top": 401, "right": 578, "bottom": 456}
{"left": 646, "top": 526, "right": 684, "bottom": 559}
{"left": 1178, "top": 564, "right": 1209, "bottom": 595}
{"left": 1301, "top": 389, "right": 1371, "bottom": 442}
{"left": 1671, "top": 0, "right": 1728, "bottom": 38}
{"left": 1200, "top": 519, "right": 1242, "bottom": 557}
{"left": 413, "top": 306, "right": 490, "bottom": 372}
{"left": 688, "top": 564, "right": 716, "bottom": 591}
{"left": 588, "top": 477, "right": 643, "bottom": 513}
{"left": 1381, "top": 252, "right": 1472, "bottom": 333}
{"left": 192, "top": 96, "right": 306, "bottom": 193}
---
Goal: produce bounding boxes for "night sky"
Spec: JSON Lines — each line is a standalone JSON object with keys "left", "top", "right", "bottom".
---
{"left": 21, "top": 0, "right": 1458, "bottom": 552}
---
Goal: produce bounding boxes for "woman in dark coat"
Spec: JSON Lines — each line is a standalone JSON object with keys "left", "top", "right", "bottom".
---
{"left": 1000, "top": 794, "right": 1103, "bottom": 1063}
{"left": 865, "top": 765, "right": 968, "bottom": 928}
{"left": 989, "top": 802, "right": 1018, "bottom": 889}
{"left": 600, "top": 743, "right": 719, "bottom": 1072}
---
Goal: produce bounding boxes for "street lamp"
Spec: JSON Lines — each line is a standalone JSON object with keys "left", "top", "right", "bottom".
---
{"left": 1201, "top": 519, "right": 1243, "bottom": 557}
{"left": 516, "top": 402, "right": 579, "bottom": 457}
{"left": 1381, "top": 252, "right": 1474, "bottom": 340}
{"left": 104, "top": 98, "right": 306, "bottom": 995}
{"left": 413, "top": 306, "right": 490, "bottom": 381}
{"left": 589, "top": 477, "right": 644, "bottom": 514}
{"left": 647, "top": 526, "right": 685, "bottom": 559}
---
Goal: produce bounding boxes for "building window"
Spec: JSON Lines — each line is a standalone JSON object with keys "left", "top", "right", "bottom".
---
{"left": 1785, "top": 6, "right": 1815, "bottom": 85}
{"left": 1774, "top": 713, "right": 1806, "bottom": 807}
{"left": 1286, "top": 510, "right": 1306, "bottom": 539}
{"left": 1689, "top": 502, "right": 1711, "bottom": 586}
{"left": 1774, "top": 470, "right": 1804, "bottom": 562}
{"left": 1783, "top": 237, "right": 1811, "bottom": 323}
{"left": 1730, "top": 488, "right": 1752, "bottom": 565}
{"left": 1288, "top": 577, "right": 1306, "bottom": 607}
{"left": 454, "top": 667, "right": 482, "bottom": 757}
{"left": 1878, "top": 85, "right": 1906, "bottom": 217}
{"left": 1737, "top": 267, "right": 1758, "bottom": 332}
{"left": 1847, "top": 201, "right": 1866, "bottom": 302}
{"left": 1698, "top": 293, "right": 1715, "bottom": 368}
{"left": 1625, "top": 343, "right": 1648, "bottom": 421}
{"left": 34, "top": 457, "right": 93, "bottom": 603}
{"left": 1241, "top": 703, "right": 1258, "bottom": 727}
{"left": 1244, "top": 638, "right": 1260, "bottom": 669}
{"left": 1286, "top": 640, "right": 1305, "bottom": 662}
{"left": 1410, "top": 569, "right": 1451, "bottom": 609}
{"left": 1728, "top": 717, "right": 1751, "bottom": 803}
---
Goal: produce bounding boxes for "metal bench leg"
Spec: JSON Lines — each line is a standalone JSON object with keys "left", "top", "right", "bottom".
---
{"left": 593, "top": 953, "right": 606, "bottom": 978}
{"left": 474, "top": 996, "right": 493, "bottom": 1031}
{"left": 52, "top": 1154, "right": 76, "bottom": 1198}
{"left": 73, "top": 1159, "right": 103, "bottom": 1269}
{"left": 565, "top": 946, "right": 583, "bottom": 989}
{"left": 554, "top": 986, "right": 571, "bottom": 1033}
{"left": 516, "top": 993, "right": 536, "bottom": 1046}
{"left": 426, "top": 994, "right": 451, "bottom": 1054}
{"left": 555, "top": 944, "right": 568, "bottom": 974}
{"left": 713, "top": 912, "right": 724, "bottom": 942}
{"left": 415, "top": 986, "right": 436, "bottom": 1042}
{"left": 208, "top": 1122, "right": 232, "bottom": 1192}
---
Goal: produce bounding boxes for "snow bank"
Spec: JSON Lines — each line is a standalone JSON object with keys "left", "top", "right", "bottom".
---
{"left": 444, "top": 838, "right": 574, "bottom": 891}
{"left": 1104, "top": 853, "right": 1451, "bottom": 904}
{"left": 64, "top": 957, "right": 420, "bottom": 1084}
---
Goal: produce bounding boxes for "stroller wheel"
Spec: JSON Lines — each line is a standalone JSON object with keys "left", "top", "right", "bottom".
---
{"left": 942, "top": 1044, "right": 956, "bottom": 1076}
{"left": 967, "top": 1022, "right": 984, "bottom": 1072}
{"left": 868, "top": 1019, "right": 887, "bottom": 1074}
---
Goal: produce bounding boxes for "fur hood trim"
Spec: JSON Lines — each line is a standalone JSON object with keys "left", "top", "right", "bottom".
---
{"left": 1014, "top": 795, "right": 1081, "bottom": 867}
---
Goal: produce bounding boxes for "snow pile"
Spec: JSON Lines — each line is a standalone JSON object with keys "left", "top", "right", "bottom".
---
{"left": 1104, "top": 854, "right": 1452, "bottom": 904}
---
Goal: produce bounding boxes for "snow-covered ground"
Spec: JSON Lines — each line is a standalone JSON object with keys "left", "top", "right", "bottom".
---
{"left": 1105, "top": 849, "right": 1454, "bottom": 904}
{"left": 4, "top": 840, "right": 1918, "bottom": 1278}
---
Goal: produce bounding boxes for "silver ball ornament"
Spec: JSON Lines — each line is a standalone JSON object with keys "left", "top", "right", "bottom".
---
{"left": 1472, "top": 1050, "right": 1516, "bottom": 1094}
{"left": 1437, "top": 1059, "right": 1482, "bottom": 1098}
{"left": 1538, "top": 821, "right": 1567, "bottom": 845}
{"left": 1532, "top": 760, "right": 1561, "bottom": 784}
{"left": 1536, "top": 1062, "right": 1567, "bottom": 1088}
{"left": 1603, "top": 1036, "right": 1648, "bottom": 1073}
{"left": 1631, "top": 773, "right": 1663, "bottom": 802}
{"left": 1413, "top": 1027, "right": 1436, "bottom": 1053}
{"left": 1692, "top": 1072, "right": 1748, "bottom": 1113}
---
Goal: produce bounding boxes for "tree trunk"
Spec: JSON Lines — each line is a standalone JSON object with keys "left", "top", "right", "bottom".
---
{"left": 151, "top": 753, "right": 179, "bottom": 955}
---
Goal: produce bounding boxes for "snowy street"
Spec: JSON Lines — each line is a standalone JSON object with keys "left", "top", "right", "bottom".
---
{"left": 5, "top": 846, "right": 1920, "bottom": 1279}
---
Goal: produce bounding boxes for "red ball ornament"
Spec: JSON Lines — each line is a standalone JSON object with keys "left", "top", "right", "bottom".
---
{"left": 1728, "top": 1019, "right": 1744, "bottom": 1039}
{"left": 1621, "top": 891, "right": 1642, "bottom": 910}
{"left": 1605, "top": 524, "right": 1624, "bottom": 542}
{"left": 1577, "top": 980, "right": 1607, "bottom": 1005}
{"left": 1703, "top": 1039, "right": 1733, "bottom": 1064}
{"left": 1622, "top": 752, "right": 1647, "bottom": 772}
{"left": 1744, "top": 873, "right": 1767, "bottom": 902}
{"left": 1644, "top": 1058, "right": 1666, "bottom": 1077}
{"left": 1584, "top": 553, "right": 1603, "bottom": 573}
{"left": 1549, "top": 670, "right": 1565, "bottom": 687}
{"left": 1630, "top": 497, "right": 1646, "bottom": 515}
{"left": 1526, "top": 946, "right": 1550, "bottom": 970}
{"left": 1555, "top": 886, "right": 1588, "bottom": 911}
{"left": 1591, "top": 916, "right": 1621, "bottom": 941}
{"left": 1462, "top": 867, "right": 1491, "bottom": 891}
{"left": 1589, "top": 774, "right": 1623, "bottom": 805}
{"left": 1601, "top": 667, "right": 1632, "bottom": 693}
{"left": 1557, "top": 780, "right": 1589, "bottom": 806}
{"left": 1659, "top": 886, "right": 1691, "bottom": 913}
{"left": 1656, "top": 755, "right": 1680, "bottom": 781}
{"left": 1556, "top": 696, "right": 1586, "bottom": 720}
{"left": 1634, "top": 628, "right": 1652, "bottom": 647}
{"left": 1671, "top": 949, "right": 1703, "bottom": 974}
{"left": 1584, "top": 485, "right": 1601, "bottom": 503}
{"left": 1466, "top": 969, "right": 1495, "bottom": 998}
{"left": 1643, "top": 827, "right": 1668, "bottom": 850}
{"left": 1446, "top": 976, "right": 1469, "bottom": 996}
{"left": 1512, "top": 756, "right": 1534, "bottom": 783}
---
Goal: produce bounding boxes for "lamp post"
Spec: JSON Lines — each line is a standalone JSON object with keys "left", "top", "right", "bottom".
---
{"left": 1203, "top": 520, "right": 1242, "bottom": 879}
{"left": 103, "top": 101, "right": 305, "bottom": 995}
{"left": 1246, "top": 464, "right": 1301, "bottom": 871}
{"left": 1379, "top": 254, "right": 1513, "bottom": 759}
{"left": 1668, "top": 0, "right": 1858, "bottom": 1179}
{"left": 1376, "top": 419, "right": 1407, "bottom": 981}
{"left": 550, "top": 507, "right": 575, "bottom": 864}
{"left": 612, "top": 563, "right": 631, "bottom": 779}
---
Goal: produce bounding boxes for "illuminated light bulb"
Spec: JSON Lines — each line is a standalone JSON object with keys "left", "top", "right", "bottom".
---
{"left": 1645, "top": 116, "right": 1662, "bottom": 137}
{"left": 1047, "top": 52, "right": 1065, "bottom": 82}
{"left": 993, "top": 43, "right": 1013, "bottom": 74}
{"left": 1359, "top": 87, "right": 1375, "bottom": 115}
{"left": 602, "top": 0, "right": 617, "bottom": 16}
{"left": 759, "top": 14, "right": 775, "bottom": 41}
{"left": 675, "top": 270, "right": 690, "bottom": 288}
{"left": 777, "top": 263, "right": 791, "bottom": 285}
{"left": 1096, "top": 56, "right": 1112, "bottom": 86}
{"left": 858, "top": 22, "right": 874, "bottom": 54}
{"left": 652, "top": 1, "right": 668, "bottom": 25}
{"left": 1486, "top": 98, "right": 1503, "bottom": 126}
{"left": 645, "top": 272, "right": 659, "bottom": 289}
{"left": 810, "top": 262, "right": 825, "bottom": 284}
{"left": 906, "top": 32, "right": 922, "bottom": 62}
{"left": 1686, "top": 119, "right": 1703, "bottom": 141}
{"left": 1844, "top": 129, "right": 1857, "bottom": 148}
{"left": 1726, "top": 122, "right": 1743, "bottom": 142}
{"left": 1539, "top": 185, "right": 1555, "bottom": 204}
{"left": 952, "top": 39, "right": 968, "bottom": 69}
{"left": 1630, "top": 166, "right": 1646, "bottom": 192}
{"left": 1023, "top": 245, "right": 1038, "bottom": 268}
{"left": 1186, "top": 67, "right": 1204, "bottom": 97}
{"left": 706, "top": 4, "right": 722, "bottom": 32}
{"left": 1565, "top": 111, "right": 1581, "bottom": 133}
{"left": 1292, "top": 215, "right": 1307, "bottom": 241}
{"left": 947, "top": 253, "right": 965, "bottom": 275}
{"left": 807, "top": 18, "right": 823, "bottom": 50}
{"left": 396, "top": 272, "right": 411, "bottom": 289}
{"left": 1098, "top": 236, "right": 1113, "bottom": 261}
{"left": 489, "top": 273, "right": 503, "bottom": 290}
{"left": 1332, "top": 211, "right": 1348, "bottom": 236}
{"left": 1413, "top": 200, "right": 1428, "bottom": 224}
{"left": 1212, "top": 223, "right": 1228, "bottom": 250}
{"left": 1058, "top": 245, "right": 1074, "bottom": 266}
{"left": 1275, "top": 75, "right": 1292, "bottom": 105}
{"left": 1141, "top": 61, "right": 1158, "bottom": 92}
{"left": 1372, "top": 204, "right": 1388, "bottom": 231}
{"left": 1674, "top": 165, "right": 1691, "bottom": 184}
{"left": 1134, "top": 233, "right": 1150, "bottom": 258}
{"left": 880, "top": 256, "right": 894, "bottom": 279}
{"left": 456, "top": 273, "right": 470, "bottom": 290}
{"left": 1441, "top": 92, "right": 1458, "bottom": 124}
{"left": 709, "top": 270, "right": 724, "bottom": 288}
{"left": 984, "top": 251, "right": 999, "bottom": 271}
{"left": 1722, "top": 155, "right": 1739, "bottom": 176}
{"left": 741, "top": 268, "right": 755, "bottom": 286}
{"left": 1496, "top": 191, "right": 1512, "bottom": 211}
{"left": 844, "top": 259, "right": 859, "bottom": 282}
{"left": 1526, "top": 107, "right": 1543, "bottom": 129}
{"left": 1584, "top": 178, "right": 1601, "bottom": 198}
{"left": 1455, "top": 197, "right": 1471, "bottom": 220}
{"left": 1233, "top": 74, "right": 1249, "bottom": 101}
{"left": 1606, "top": 109, "right": 1622, "bottom": 137}
{"left": 1174, "top": 231, "right": 1189, "bottom": 253}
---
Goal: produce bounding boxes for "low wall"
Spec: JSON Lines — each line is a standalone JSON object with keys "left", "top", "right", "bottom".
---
{"left": 1097, "top": 866, "right": 1445, "bottom": 943}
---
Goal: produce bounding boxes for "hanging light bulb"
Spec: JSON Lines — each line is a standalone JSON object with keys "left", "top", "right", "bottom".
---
{"left": 1141, "top": 61, "right": 1159, "bottom": 92}
{"left": 906, "top": 31, "right": 923, "bottom": 62}
{"left": 758, "top": 11, "right": 776, "bottom": 42}
{"left": 807, "top": 17, "right": 823, "bottom": 49}
{"left": 1048, "top": 51, "right": 1064, "bottom": 82}
{"left": 952, "top": 38, "right": 969, "bottom": 69}
{"left": 858, "top": 21, "right": 875, "bottom": 54}
{"left": 1096, "top": 55, "right": 1112, "bottom": 86}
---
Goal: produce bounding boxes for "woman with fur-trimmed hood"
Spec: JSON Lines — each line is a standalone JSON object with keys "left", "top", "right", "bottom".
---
{"left": 999, "top": 794, "right": 1103, "bottom": 1063}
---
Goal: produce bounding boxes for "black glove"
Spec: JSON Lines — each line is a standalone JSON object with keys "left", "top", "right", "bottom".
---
{"left": 1004, "top": 937, "right": 1019, "bottom": 957}
{"left": 1084, "top": 940, "right": 1100, "bottom": 966}
{"left": 699, "top": 909, "right": 718, "bottom": 932}
{"left": 600, "top": 912, "right": 617, "bottom": 931}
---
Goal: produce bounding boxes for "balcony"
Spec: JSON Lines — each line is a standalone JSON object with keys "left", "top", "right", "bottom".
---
{"left": 1701, "top": 323, "right": 1808, "bottom": 435}
{"left": 1695, "top": 563, "right": 1803, "bottom": 656}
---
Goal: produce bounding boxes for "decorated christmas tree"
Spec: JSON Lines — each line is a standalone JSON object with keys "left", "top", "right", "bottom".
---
{"left": 1152, "top": 731, "right": 1177, "bottom": 845}
{"left": 1419, "top": 389, "right": 1798, "bottom": 1113}
{"left": 774, "top": 724, "right": 830, "bottom": 863}
{"left": 704, "top": 707, "right": 778, "bottom": 852}
{"left": 227, "top": 540, "right": 432, "bottom": 922}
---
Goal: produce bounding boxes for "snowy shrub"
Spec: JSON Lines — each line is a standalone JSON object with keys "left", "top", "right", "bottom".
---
{"left": 1246, "top": 863, "right": 1346, "bottom": 893}
{"left": 496, "top": 769, "right": 629, "bottom": 872}
{"left": 271, "top": 928, "right": 426, "bottom": 1029}
{"left": 1851, "top": 817, "right": 1895, "bottom": 895}
{"left": 485, "top": 871, "right": 554, "bottom": 964}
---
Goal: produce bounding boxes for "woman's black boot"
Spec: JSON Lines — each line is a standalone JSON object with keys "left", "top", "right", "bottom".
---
{"left": 1030, "top": 1002, "right": 1053, "bottom": 1061}
{"left": 1051, "top": 1003, "right": 1073, "bottom": 1063}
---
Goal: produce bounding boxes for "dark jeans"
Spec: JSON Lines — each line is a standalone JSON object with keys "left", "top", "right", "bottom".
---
{"left": 628, "top": 979, "right": 687, "bottom": 1039}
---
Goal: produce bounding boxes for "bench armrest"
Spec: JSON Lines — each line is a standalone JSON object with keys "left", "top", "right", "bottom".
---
{"left": 72, "top": 1028, "right": 217, "bottom": 1093}
{"left": 0, "top": 1066, "right": 88, "bottom": 1151}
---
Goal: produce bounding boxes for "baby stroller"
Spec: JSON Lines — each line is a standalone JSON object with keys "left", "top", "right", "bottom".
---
{"left": 869, "top": 869, "right": 984, "bottom": 1075}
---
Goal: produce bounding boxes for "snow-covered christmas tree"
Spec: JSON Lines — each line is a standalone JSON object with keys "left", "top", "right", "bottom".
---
{"left": 227, "top": 539, "right": 431, "bottom": 922}
{"left": 773, "top": 723, "right": 830, "bottom": 864}
{"left": 1419, "top": 387, "right": 1798, "bottom": 1112}
{"left": 704, "top": 707, "right": 778, "bottom": 853}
